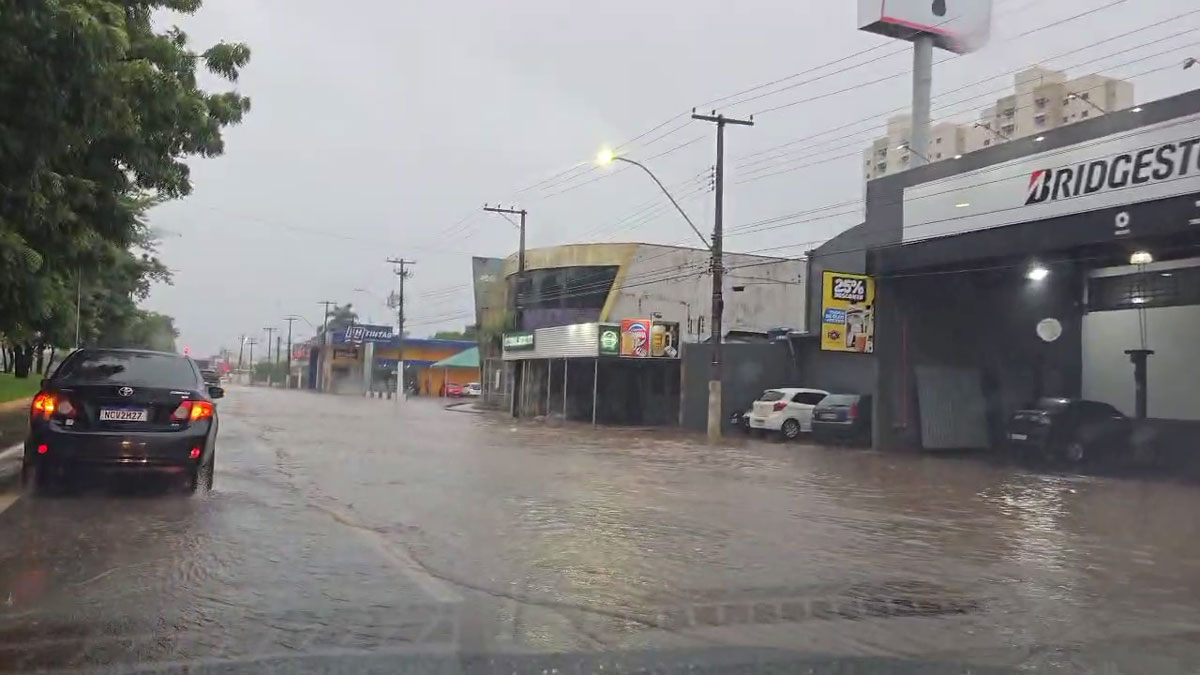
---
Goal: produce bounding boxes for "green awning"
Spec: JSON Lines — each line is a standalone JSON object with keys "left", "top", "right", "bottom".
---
{"left": 430, "top": 346, "right": 479, "bottom": 369}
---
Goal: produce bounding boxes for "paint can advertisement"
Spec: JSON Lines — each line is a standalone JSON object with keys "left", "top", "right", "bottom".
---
{"left": 821, "top": 271, "right": 875, "bottom": 354}
{"left": 620, "top": 319, "right": 651, "bottom": 357}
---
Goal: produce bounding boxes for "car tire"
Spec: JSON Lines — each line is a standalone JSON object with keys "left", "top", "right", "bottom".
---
{"left": 1064, "top": 439, "right": 1087, "bottom": 463}
{"left": 190, "top": 453, "right": 215, "bottom": 494}
{"left": 781, "top": 419, "right": 801, "bottom": 441}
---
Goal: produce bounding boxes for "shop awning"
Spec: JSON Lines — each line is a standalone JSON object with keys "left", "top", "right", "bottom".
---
{"left": 430, "top": 346, "right": 479, "bottom": 369}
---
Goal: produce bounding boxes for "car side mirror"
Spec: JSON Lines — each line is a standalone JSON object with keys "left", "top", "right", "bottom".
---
{"left": 208, "top": 386, "right": 225, "bottom": 400}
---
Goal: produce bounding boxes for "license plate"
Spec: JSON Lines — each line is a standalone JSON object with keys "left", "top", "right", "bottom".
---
{"left": 1009, "top": 433, "right": 1028, "bottom": 441}
{"left": 818, "top": 413, "right": 837, "bottom": 421}
{"left": 100, "top": 408, "right": 149, "bottom": 422}
{"left": 750, "top": 418, "right": 767, "bottom": 427}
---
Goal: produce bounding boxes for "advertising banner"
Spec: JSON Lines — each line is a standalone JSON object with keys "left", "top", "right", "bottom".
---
{"left": 820, "top": 272, "right": 875, "bottom": 354}
{"left": 619, "top": 319, "right": 651, "bottom": 357}
{"left": 858, "top": 0, "right": 991, "bottom": 54}
{"left": 597, "top": 324, "right": 621, "bottom": 357}
{"left": 650, "top": 321, "right": 680, "bottom": 358}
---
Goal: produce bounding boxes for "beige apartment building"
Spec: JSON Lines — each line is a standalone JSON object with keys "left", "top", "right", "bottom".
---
{"left": 864, "top": 67, "right": 1135, "bottom": 182}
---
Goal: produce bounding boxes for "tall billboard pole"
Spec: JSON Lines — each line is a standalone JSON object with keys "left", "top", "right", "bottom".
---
{"left": 859, "top": 1, "right": 991, "bottom": 166}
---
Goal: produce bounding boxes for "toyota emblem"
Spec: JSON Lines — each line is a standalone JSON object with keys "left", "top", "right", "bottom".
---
{"left": 118, "top": 386, "right": 134, "bottom": 397}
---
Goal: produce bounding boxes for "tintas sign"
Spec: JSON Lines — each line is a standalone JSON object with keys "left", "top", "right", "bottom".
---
{"left": 341, "top": 324, "right": 394, "bottom": 344}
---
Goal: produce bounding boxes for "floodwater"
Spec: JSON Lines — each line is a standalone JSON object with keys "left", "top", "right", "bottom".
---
{"left": 1, "top": 386, "right": 1200, "bottom": 671}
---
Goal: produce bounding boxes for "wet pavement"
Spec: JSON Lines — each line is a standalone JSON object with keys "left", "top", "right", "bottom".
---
{"left": 2, "top": 386, "right": 1200, "bottom": 671}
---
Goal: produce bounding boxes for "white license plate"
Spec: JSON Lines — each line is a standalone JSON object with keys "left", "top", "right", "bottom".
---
{"left": 750, "top": 418, "right": 767, "bottom": 427}
{"left": 1009, "top": 433, "right": 1028, "bottom": 441}
{"left": 100, "top": 408, "right": 149, "bottom": 422}
{"left": 818, "top": 413, "right": 838, "bottom": 421}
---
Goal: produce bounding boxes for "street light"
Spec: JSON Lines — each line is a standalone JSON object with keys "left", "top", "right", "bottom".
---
{"left": 595, "top": 148, "right": 709, "bottom": 249}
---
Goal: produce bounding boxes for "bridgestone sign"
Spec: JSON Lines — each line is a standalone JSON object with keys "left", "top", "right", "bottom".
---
{"left": 1025, "top": 137, "right": 1200, "bottom": 205}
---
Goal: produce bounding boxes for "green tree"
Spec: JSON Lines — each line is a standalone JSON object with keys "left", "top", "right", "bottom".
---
{"left": 432, "top": 325, "right": 478, "bottom": 341}
{"left": 0, "top": 1, "right": 251, "bottom": 374}
{"left": 320, "top": 304, "right": 359, "bottom": 337}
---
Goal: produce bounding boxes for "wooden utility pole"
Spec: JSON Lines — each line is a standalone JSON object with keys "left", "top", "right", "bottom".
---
{"left": 483, "top": 205, "right": 528, "bottom": 323}
{"left": 692, "top": 109, "right": 754, "bottom": 442}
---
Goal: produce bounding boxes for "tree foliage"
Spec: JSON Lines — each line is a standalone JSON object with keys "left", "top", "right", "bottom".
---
{"left": 432, "top": 325, "right": 478, "bottom": 341}
{"left": 0, "top": 1, "right": 251, "bottom": 371}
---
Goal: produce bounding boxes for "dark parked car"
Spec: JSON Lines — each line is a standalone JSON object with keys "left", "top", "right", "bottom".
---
{"left": 200, "top": 368, "right": 221, "bottom": 386}
{"left": 1007, "top": 398, "right": 1132, "bottom": 463}
{"left": 811, "top": 394, "right": 872, "bottom": 445}
{"left": 23, "top": 348, "right": 223, "bottom": 493}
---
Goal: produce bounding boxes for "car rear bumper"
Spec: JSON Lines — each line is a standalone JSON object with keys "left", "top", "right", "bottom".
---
{"left": 748, "top": 414, "right": 784, "bottom": 431}
{"left": 26, "top": 425, "right": 212, "bottom": 471}
{"left": 811, "top": 420, "right": 865, "bottom": 438}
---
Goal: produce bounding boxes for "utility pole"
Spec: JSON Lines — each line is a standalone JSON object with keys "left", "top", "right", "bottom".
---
{"left": 385, "top": 258, "right": 415, "bottom": 399}
{"left": 263, "top": 326, "right": 277, "bottom": 387}
{"left": 236, "top": 334, "right": 246, "bottom": 373}
{"left": 246, "top": 338, "right": 258, "bottom": 386}
{"left": 283, "top": 317, "right": 298, "bottom": 389}
{"left": 276, "top": 336, "right": 282, "bottom": 375}
{"left": 316, "top": 300, "right": 336, "bottom": 392}
{"left": 692, "top": 109, "right": 754, "bottom": 442}
{"left": 483, "top": 205, "right": 528, "bottom": 324}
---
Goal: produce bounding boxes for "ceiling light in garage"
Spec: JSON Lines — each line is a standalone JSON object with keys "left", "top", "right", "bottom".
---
{"left": 1130, "top": 251, "right": 1154, "bottom": 265}
{"left": 1026, "top": 265, "right": 1050, "bottom": 281}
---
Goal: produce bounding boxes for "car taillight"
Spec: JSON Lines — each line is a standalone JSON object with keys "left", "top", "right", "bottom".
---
{"left": 772, "top": 401, "right": 787, "bottom": 412}
{"left": 31, "top": 392, "right": 55, "bottom": 420}
{"left": 848, "top": 403, "right": 859, "bottom": 420}
{"left": 171, "top": 400, "right": 214, "bottom": 422}
{"left": 56, "top": 399, "right": 76, "bottom": 418}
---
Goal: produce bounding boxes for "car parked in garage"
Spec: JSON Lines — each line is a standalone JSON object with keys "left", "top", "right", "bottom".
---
{"left": 1006, "top": 398, "right": 1132, "bottom": 463}
{"left": 811, "top": 394, "right": 873, "bottom": 446}
{"left": 747, "top": 388, "right": 830, "bottom": 440}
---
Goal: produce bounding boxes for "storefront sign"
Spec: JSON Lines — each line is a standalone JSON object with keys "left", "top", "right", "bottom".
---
{"left": 342, "top": 324, "right": 394, "bottom": 344}
{"left": 903, "top": 113, "right": 1200, "bottom": 243}
{"left": 619, "top": 319, "right": 652, "bottom": 357}
{"left": 502, "top": 332, "right": 535, "bottom": 351}
{"left": 597, "top": 324, "right": 621, "bottom": 356}
{"left": 821, "top": 271, "right": 875, "bottom": 354}
{"left": 650, "top": 321, "right": 679, "bottom": 358}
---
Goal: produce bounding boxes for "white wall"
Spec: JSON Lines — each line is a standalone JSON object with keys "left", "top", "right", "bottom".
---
{"left": 1082, "top": 305, "right": 1200, "bottom": 421}
{"left": 608, "top": 244, "right": 806, "bottom": 341}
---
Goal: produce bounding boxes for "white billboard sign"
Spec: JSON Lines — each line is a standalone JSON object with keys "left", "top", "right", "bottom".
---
{"left": 858, "top": 0, "right": 991, "bottom": 54}
{"left": 902, "top": 114, "right": 1200, "bottom": 243}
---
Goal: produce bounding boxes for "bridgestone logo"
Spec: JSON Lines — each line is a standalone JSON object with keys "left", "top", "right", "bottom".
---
{"left": 1026, "top": 137, "right": 1200, "bottom": 205}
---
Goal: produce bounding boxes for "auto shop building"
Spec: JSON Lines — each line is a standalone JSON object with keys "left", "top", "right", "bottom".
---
{"left": 806, "top": 88, "right": 1200, "bottom": 451}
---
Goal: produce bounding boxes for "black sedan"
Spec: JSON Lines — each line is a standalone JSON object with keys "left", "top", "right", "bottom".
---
{"left": 23, "top": 348, "right": 223, "bottom": 493}
{"left": 1007, "top": 398, "right": 1132, "bottom": 463}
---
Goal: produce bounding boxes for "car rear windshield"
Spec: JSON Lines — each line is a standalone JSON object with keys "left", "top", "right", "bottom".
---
{"left": 55, "top": 351, "right": 197, "bottom": 387}
{"left": 1035, "top": 398, "right": 1072, "bottom": 412}
{"left": 758, "top": 390, "right": 786, "bottom": 402}
{"left": 820, "top": 394, "right": 860, "bottom": 406}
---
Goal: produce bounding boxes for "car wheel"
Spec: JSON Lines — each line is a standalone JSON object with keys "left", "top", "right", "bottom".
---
{"left": 190, "top": 454, "right": 215, "bottom": 494}
{"left": 781, "top": 419, "right": 801, "bottom": 441}
{"left": 1064, "top": 439, "right": 1087, "bottom": 463}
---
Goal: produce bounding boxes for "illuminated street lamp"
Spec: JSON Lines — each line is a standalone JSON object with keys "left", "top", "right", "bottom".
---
{"left": 595, "top": 148, "right": 709, "bottom": 249}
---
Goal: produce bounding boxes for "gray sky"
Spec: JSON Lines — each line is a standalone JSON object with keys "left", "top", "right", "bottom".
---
{"left": 144, "top": 0, "right": 1200, "bottom": 356}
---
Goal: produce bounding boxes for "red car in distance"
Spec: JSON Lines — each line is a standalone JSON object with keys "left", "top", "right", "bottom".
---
{"left": 444, "top": 383, "right": 463, "bottom": 397}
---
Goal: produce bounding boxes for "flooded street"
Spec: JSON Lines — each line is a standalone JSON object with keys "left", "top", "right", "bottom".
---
{"left": 2, "top": 386, "right": 1200, "bottom": 671}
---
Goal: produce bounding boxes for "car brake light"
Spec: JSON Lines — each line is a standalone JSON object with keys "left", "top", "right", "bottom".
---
{"left": 848, "top": 403, "right": 859, "bottom": 420}
{"left": 31, "top": 392, "right": 55, "bottom": 419}
{"left": 37, "top": 444, "right": 48, "bottom": 454}
{"left": 189, "top": 447, "right": 202, "bottom": 460}
{"left": 171, "top": 400, "right": 214, "bottom": 422}
{"left": 772, "top": 401, "right": 787, "bottom": 412}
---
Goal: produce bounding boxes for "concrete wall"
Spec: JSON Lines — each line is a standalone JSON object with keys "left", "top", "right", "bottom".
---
{"left": 1083, "top": 305, "right": 1200, "bottom": 421}
{"left": 607, "top": 244, "right": 807, "bottom": 338}
{"left": 680, "top": 342, "right": 798, "bottom": 432}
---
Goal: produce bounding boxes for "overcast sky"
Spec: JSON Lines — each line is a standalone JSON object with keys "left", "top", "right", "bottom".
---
{"left": 144, "top": 0, "right": 1200, "bottom": 356}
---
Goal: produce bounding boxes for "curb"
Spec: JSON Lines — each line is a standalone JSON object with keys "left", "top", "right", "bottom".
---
{"left": 0, "top": 397, "right": 32, "bottom": 414}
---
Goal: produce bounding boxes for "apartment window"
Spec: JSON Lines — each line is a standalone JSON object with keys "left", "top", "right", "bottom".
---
{"left": 1063, "top": 116, "right": 1070, "bottom": 124}
{"left": 876, "top": 148, "right": 887, "bottom": 158}
{"left": 983, "top": 139, "right": 991, "bottom": 146}
{"left": 1002, "top": 124, "right": 1015, "bottom": 135}
{"left": 1081, "top": 110, "right": 1089, "bottom": 118}
{"left": 1034, "top": 114, "right": 1046, "bottom": 127}
{"left": 935, "top": 152, "right": 942, "bottom": 159}
{"left": 1081, "top": 92, "right": 1090, "bottom": 101}
{"left": 876, "top": 162, "right": 886, "bottom": 172}
{"left": 935, "top": 137, "right": 943, "bottom": 145}
{"left": 1035, "top": 97, "right": 1048, "bottom": 110}
{"left": 901, "top": 154, "right": 910, "bottom": 164}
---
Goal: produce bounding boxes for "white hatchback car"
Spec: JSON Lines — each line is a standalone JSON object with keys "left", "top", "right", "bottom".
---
{"left": 464, "top": 382, "right": 482, "bottom": 397}
{"left": 748, "top": 388, "right": 831, "bottom": 440}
